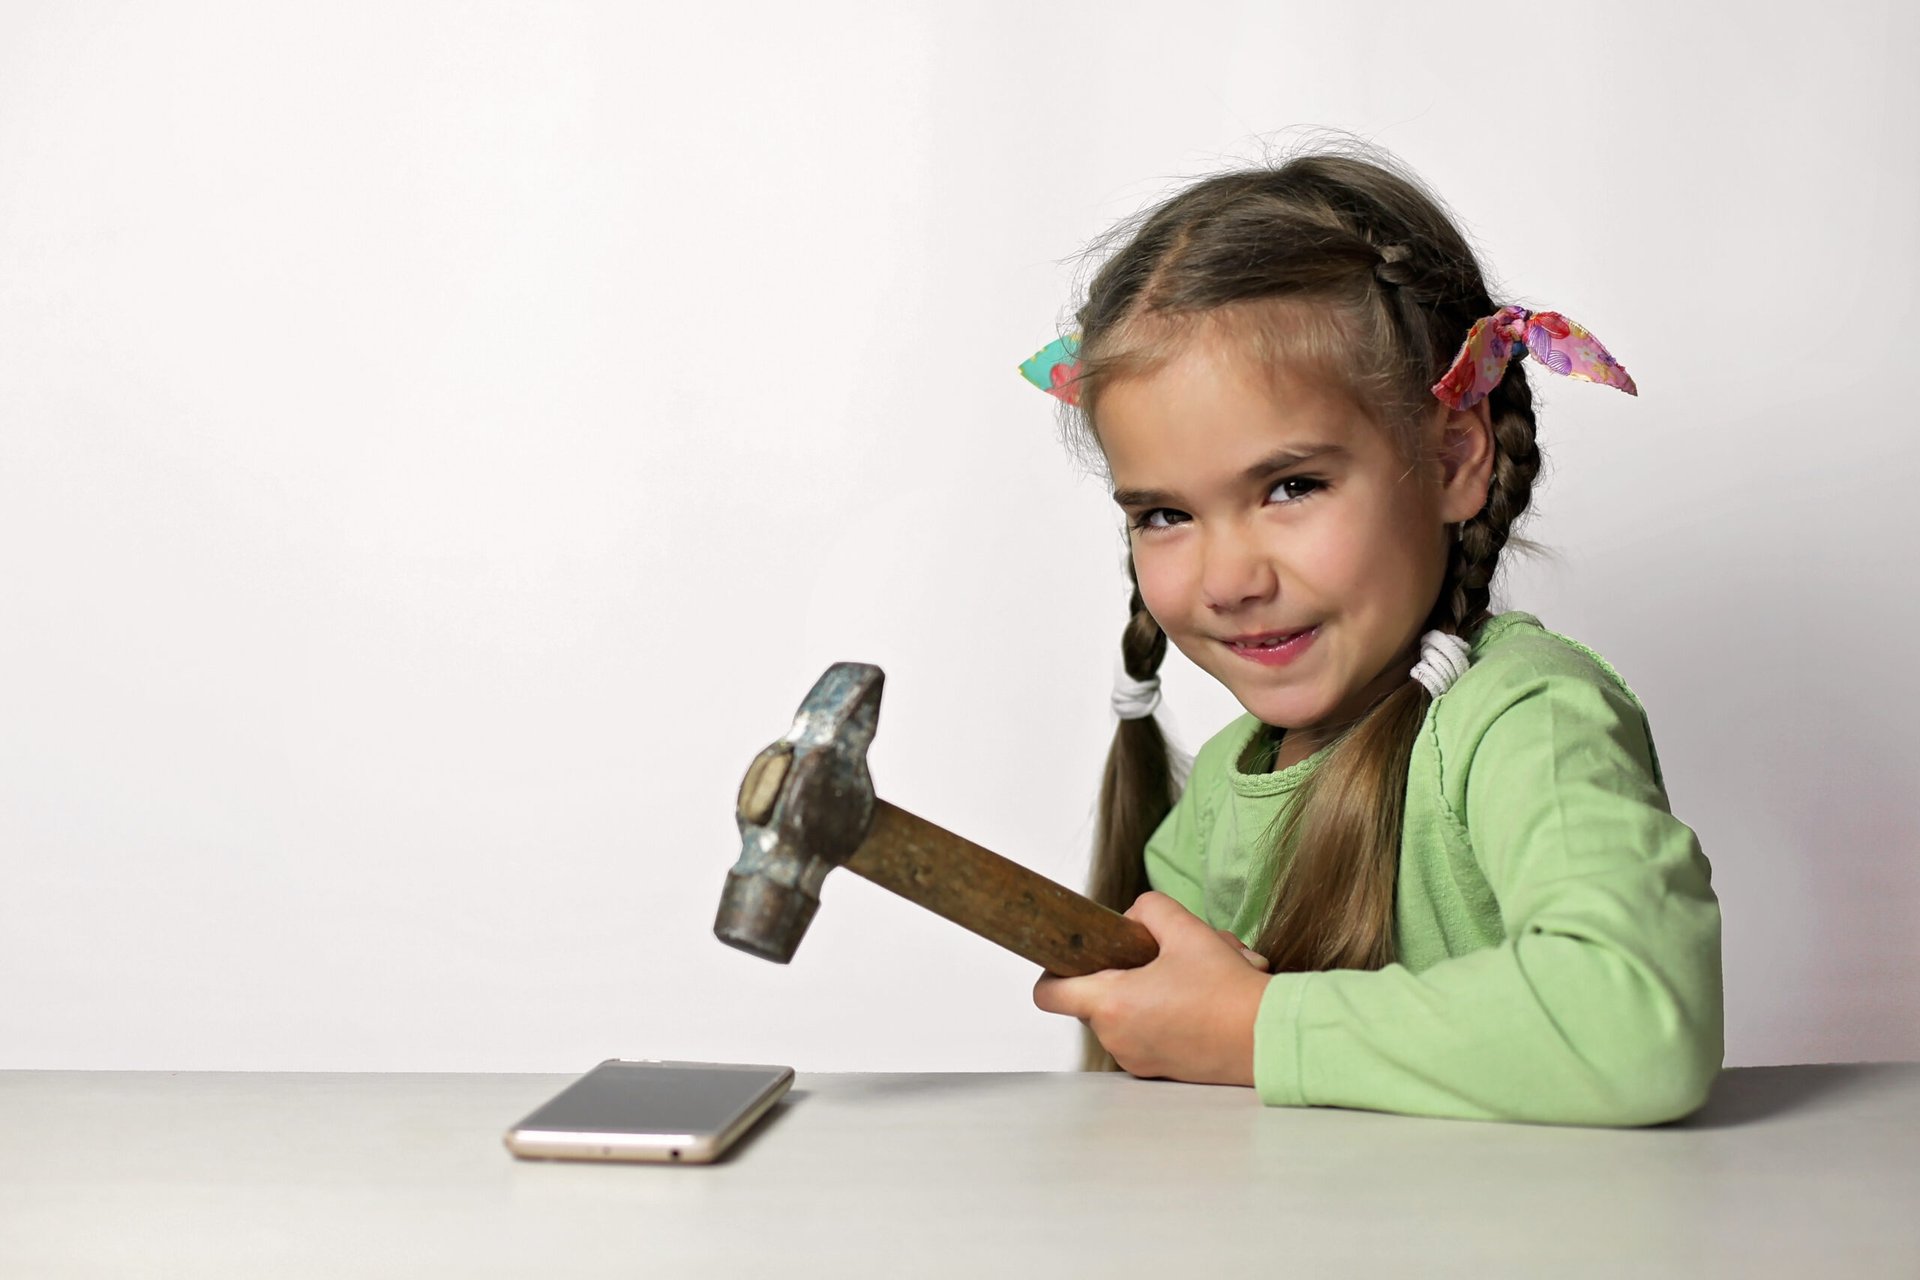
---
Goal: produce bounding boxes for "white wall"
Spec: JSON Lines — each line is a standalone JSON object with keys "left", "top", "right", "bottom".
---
{"left": 2, "top": 1, "right": 1915, "bottom": 1072}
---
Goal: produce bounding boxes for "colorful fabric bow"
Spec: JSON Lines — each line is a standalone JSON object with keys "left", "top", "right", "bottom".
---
{"left": 1431, "top": 306, "right": 1636, "bottom": 410}
{"left": 1018, "top": 333, "right": 1083, "bottom": 406}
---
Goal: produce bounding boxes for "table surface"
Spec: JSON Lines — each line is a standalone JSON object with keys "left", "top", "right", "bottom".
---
{"left": 4, "top": 1063, "right": 1917, "bottom": 1278}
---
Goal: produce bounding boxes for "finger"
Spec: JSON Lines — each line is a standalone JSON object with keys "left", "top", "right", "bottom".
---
{"left": 1209, "top": 926, "right": 1268, "bottom": 969}
{"left": 1032, "top": 972, "right": 1093, "bottom": 1020}
{"left": 1127, "top": 890, "right": 1200, "bottom": 932}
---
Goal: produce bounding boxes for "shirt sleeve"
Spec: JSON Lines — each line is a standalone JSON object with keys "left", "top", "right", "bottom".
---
{"left": 1250, "top": 658, "right": 1725, "bottom": 1127}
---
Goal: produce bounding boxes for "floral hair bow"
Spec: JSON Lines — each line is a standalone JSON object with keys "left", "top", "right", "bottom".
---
{"left": 1018, "top": 306, "right": 1636, "bottom": 412}
{"left": 1431, "top": 305, "right": 1636, "bottom": 410}
{"left": 1017, "top": 333, "right": 1083, "bottom": 406}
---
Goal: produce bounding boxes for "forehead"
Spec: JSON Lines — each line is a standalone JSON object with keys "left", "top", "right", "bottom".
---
{"left": 1092, "top": 334, "right": 1388, "bottom": 478}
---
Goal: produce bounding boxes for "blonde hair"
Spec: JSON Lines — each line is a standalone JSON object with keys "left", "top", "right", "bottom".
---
{"left": 1063, "top": 141, "right": 1543, "bottom": 1070}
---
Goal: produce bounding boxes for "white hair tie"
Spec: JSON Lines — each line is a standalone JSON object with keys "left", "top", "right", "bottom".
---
{"left": 1111, "top": 656, "right": 1162, "bottom": 720}
{"left": 1409, "top": 630, "right": 1472, "bottom": 699}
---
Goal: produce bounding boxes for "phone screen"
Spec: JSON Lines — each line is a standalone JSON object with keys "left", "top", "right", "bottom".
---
{"left": 518, "top": 1060, "right": 788, "bottom": 1134}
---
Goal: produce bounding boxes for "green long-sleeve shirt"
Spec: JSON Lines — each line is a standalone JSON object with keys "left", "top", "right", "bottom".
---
{"left": 1142, "top": 611, "right": 1724, "bottom": 1127}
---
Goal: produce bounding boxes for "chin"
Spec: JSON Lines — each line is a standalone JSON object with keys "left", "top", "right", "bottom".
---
{"left": 1230, "top": 685, "right": 1332, "bottom": 731}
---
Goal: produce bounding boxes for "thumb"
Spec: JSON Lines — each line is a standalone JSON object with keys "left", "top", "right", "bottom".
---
{"left": 1217, "top": 928, "right": 1269, "bottom": 970}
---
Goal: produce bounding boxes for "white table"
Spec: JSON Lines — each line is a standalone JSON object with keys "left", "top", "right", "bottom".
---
{"left": 4, "top": 1064, "right": 1917, "bottom": 1277}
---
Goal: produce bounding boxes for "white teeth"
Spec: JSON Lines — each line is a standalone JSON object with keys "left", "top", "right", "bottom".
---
{"left": 1238, "top": 629, "right": 1307, "bottom": 649}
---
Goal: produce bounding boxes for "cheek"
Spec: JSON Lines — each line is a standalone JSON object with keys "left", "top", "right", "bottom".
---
{"left": 1342, "top": 507, "right": 1444, "bottom": 617}
{"left": 1273, "top": 514, "right": 1376, "bottom": 609}
{"left": 1129, "top": 541, "right": 1185, "bottom": 623}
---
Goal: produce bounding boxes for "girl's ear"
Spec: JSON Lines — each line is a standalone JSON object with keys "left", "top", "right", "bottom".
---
{"left": 1435, "top": 397, "right": 1496, "bottom": 525}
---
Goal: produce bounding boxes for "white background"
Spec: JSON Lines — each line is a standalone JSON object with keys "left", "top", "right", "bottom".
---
{"left": 2, "top": 2, "right": 1915, "bottom": 1073}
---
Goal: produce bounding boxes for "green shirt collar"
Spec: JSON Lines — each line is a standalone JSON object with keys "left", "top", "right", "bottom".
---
{"left": 1224, "top": 611, "right": 1541, "bottom": 797}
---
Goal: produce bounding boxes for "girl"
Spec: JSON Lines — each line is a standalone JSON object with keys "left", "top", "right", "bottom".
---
{"left": 1021, "top": 144, "right": 1723, "bottom": 1127}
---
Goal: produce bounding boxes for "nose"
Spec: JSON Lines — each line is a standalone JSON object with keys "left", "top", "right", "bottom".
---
{"left": 1200, "top": 522, "right": 1277, "bottom": 613}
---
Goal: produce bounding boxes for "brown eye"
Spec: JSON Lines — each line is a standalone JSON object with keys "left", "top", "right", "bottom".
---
{"left": 1133, "top": 508, "right": 1189, "bottom": 532}
{"left": 1268, "top": 477, "right": 1323, "bottom": 505}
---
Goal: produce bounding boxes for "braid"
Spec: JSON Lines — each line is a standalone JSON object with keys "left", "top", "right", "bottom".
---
{"left": 1371, "top": 242, "right": 1420, "bottom": 291}
{"left": 1120, "top": 573, "right": 1168, "bottom": 683}
{"left": 1082, "top": 559, "right": 1176, "bottom": 1072}
{"left": 1087, "top": 559, "right": 1173, "bottom": 919}
{"left": 1368, "top": 239, "right": 1543, "bottom": 641}
{"left": 1444, "top": 365, "right": 1542, "bottom": 636}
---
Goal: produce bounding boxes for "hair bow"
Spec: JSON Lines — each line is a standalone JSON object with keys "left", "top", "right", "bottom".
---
{"left": 1018, "top": 333, "right": 1083, "bottom": 406}
{"left": 1432, "top": 305, "right": 1636, "bottom": 410}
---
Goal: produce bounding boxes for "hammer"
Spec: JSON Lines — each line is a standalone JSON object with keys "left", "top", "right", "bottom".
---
{"left": 714, "top": 662, "right": 1159, "bottom": 976}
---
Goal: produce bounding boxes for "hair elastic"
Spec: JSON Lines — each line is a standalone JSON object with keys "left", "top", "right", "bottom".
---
{"left": 1410, "top": 630, "right": 1473, "bottom": 698}
{"left": 1111, "top": 656, "right": 1162, "bottom": 720}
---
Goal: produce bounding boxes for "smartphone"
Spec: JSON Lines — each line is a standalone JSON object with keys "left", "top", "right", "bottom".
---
{"left": 503, "top": 1059, "right": 795, "bottom": 1164}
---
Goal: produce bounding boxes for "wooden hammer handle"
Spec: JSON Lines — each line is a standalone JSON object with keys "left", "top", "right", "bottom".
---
{"left": 845, "top": 800, "right": 1160, "bottom": 977}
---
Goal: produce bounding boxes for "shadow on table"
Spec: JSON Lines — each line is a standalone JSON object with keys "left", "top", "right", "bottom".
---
{"left": 719, "top": 1073, "right": 1088, "bottom": 1160}
{"left": 834, "top": 1071, "right": 1066, "bottom": 1099}
{"left": 1671, "top": 1062, "right": 1911, "bottom": 1130}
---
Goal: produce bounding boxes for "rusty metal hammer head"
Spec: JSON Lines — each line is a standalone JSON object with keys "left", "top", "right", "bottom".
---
{"left": 714, "top": 662, "right": 884, "bottom": 963}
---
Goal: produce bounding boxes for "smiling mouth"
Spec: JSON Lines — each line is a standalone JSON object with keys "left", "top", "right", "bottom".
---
{"left": 1221, "top": 626, "right": 1322, "bottom": 667}
{"left": 1225, "top": 627, "right": 1315, "bottom": 649}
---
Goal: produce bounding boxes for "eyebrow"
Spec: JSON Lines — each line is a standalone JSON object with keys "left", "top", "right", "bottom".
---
{"left": 1110, "top": 444, "right": 1348, "bottom": 509}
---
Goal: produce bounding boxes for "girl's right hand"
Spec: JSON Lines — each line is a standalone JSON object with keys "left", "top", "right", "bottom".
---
{"left": 1218, "top": 929, "right": 1269, "bottom": 970}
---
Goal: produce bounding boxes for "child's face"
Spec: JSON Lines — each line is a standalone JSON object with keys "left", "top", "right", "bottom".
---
{"left": 1095, "top": 335, "right": 1486, "bottom": 741}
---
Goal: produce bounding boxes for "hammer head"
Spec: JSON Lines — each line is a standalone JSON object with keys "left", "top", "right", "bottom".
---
{"left": 714, "top": 662, "right": 883, "bottom": 963}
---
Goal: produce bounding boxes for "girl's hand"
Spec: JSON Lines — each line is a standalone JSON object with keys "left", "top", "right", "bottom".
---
{"left": 1032, "top": 891, "right": 1268, "bottom": 1087}
{"left": 1217, "top": 928, "right": 1271, "bottom": 970}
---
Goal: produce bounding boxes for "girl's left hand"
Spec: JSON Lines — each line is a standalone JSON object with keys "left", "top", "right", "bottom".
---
{"left": 1032, "top": 891, "right": 1269, "bottom": 1087}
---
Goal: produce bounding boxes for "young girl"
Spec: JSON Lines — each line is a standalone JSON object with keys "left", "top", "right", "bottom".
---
{"left": 1021, "top": 145, "right": 1723, "bottom": 1128}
